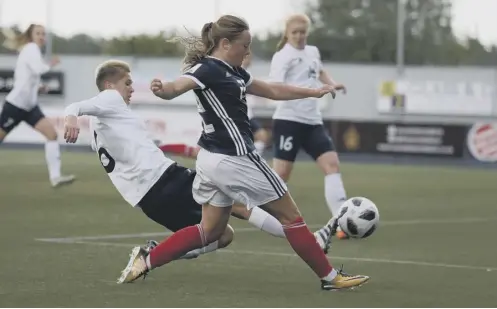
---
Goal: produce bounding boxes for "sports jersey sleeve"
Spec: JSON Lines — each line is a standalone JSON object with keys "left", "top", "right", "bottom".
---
{"left": 181, "top": 62, "right": 212, "bottom": 90}
{"left": 237, "top": 67, "right": 253, "bottom": 87}
{"left": 64, "top": 90, "right": 124, "bottom": 117}
{"left": 23, "top": 43, "right": 50, "bottom": 75}
{"left": 269, "top": 52, "right": 290, "bottom": 83}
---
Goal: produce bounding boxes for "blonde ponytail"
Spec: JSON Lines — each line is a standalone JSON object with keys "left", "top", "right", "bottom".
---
{"left": 2, "top": 28, "right": 23, "bottom": 51}
{"left": 276, "top": 34, "right": 287, "bottom": 51}
{"left": 2, "top": 24, "right": 39, "bottom": 51}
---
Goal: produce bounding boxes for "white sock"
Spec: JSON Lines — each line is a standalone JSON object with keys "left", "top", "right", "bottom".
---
{"left": 248, "top": 207, "right": 285, "bottom": 238}
{"left": 179, "top": 240, "right": 219, "bottom": 260}
{"left": 324, "top": 173, "right": 347, "bottom": 217}
{"left": 322, "top": 268, "right": 338, "bottom": 281}
{"left": 145, "top": 254, "right": 152, "bottom": 269}
{"left": 45, "top": 141, "right": 61, "bottom": 181}
{"left": 254, "top": 140, "right": 265, "bottom": 155}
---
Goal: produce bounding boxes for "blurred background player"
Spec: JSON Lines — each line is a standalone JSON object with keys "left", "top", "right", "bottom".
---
{"left": 159, "top": 53, "right": 269, "bottom": 157}
{"left": 0, "top": 24, "right": 75, "bottom": 188}
{"left": 269, "top": 14, "right": 349, "bottom": 239}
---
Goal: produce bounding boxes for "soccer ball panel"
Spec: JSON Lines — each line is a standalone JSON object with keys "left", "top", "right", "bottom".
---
{"left": 337, "top": 197, "right": 379, "bottom": 239}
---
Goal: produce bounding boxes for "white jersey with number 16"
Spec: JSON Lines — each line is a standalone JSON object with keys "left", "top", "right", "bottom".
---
{"left": 64, "top": 89, "right": 174, "bottom": 206}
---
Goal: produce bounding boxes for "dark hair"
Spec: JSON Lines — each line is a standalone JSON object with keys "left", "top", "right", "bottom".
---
{"left": 174, "top": 15, "right": 249, "bottom": 71}
{"left": 2, "top": 24, "right": 43, "bottom": 51}
{"left": 95, "top": 60, "right": 131, "bottom": 91}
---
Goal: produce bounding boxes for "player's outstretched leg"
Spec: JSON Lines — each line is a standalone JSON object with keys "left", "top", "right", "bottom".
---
{"left": 231, "top": 203, "right": 336, "bottom": 253}
{"left": 262, "top": 192, "right": 369, "bottom": 290}
{"left": 117, "top": 224, "right": 233, "bottom": 283}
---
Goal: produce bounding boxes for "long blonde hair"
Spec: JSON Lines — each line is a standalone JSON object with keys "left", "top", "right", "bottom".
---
{"left": 276, "top": 14, "right": 311, "bottom": 51}
{"left": 172, "top": 15, "right": 249, "bottom": 71}
{"left": 2, "top": 24, "right": 41, "bottom": 51}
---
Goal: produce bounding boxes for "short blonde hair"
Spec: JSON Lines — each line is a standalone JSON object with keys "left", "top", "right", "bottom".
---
{"left": 276, "top": 14, "right": 311, "bottom": 51}
{"left": 95, "top": 60, "right": 131, "bottom": 91}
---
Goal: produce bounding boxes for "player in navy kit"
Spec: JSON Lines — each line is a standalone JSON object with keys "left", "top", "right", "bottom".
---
{"left": 158, "top": 53, "right": 268, "bottom": 158}
{"left": 123, "top": 15, "right": 369, "bottom": 291}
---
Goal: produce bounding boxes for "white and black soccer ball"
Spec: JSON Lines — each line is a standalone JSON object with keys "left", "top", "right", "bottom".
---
{"left": 337, "top": 197, "right": 379, "bottom": 239}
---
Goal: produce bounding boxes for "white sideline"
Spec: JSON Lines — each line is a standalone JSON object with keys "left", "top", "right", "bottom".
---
{"left": 34, "top": 217, "right": 497, "bottom": 273}
{"left": 35, "top": 217, "right": 496, "bottom": 243}
{"left": 36, "top": 239, "right": 497, "bottom": 272}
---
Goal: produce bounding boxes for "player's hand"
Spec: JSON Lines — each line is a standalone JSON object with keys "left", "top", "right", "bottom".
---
{"left": 314, "top": 85, "right": 337, "bottom": 99}
{"left": 64, "top": 115, "right": 80, "bottom": 143}
{"left": 332, "top": 83, "right": 347, "bottom": 95}
{"left": 50, "top": 56, "right": 60, "bottom": 67}
{"left": 150, "top": 78, "right": 163, "bottom": 95}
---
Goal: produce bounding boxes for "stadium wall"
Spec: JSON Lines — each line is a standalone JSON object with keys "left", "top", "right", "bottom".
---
{"left": 0, "top": 55, "right": 495, "bottom": 164}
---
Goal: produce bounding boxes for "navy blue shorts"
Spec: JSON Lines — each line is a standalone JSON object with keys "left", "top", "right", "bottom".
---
{"left": 0, "top": 101, "right": 45, "bottom": 133}
{"left": 272, "top": 119, "right": 335, "bottom": 162}
{"left": 138, "top": 164, "right": 202, "bottom": 232}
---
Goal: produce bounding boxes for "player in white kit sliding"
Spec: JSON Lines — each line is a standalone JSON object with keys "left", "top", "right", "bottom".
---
{"left": 269, "top": 14, "right": 350, "bottom": 240}
{"left": 62, "top": 60, "right": 335, "bottom": 283}
{"left": 0, "top": 24, "right": 75, "bottom": 187}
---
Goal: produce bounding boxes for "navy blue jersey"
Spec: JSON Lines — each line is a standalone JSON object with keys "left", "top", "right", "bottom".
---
{"left": 182, "top": 56, "right": 255, "bottom": 156}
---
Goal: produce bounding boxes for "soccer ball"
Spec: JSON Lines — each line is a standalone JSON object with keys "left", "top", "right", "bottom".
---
{"left": 337, "top": 197, "right": 379, "bottom": 239}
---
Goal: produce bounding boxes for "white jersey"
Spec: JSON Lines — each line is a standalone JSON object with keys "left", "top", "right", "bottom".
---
{"left": 6, "top": 43, "right": 51, "bottom": 111}
{"left": 269, "top": 43, "right": 324, "bottom": 125}
{"left": 64, "top": 90, "right": 174, "bottom": 206}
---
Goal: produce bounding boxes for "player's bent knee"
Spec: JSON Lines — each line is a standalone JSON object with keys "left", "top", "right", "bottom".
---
{"left": 218, "top": 225, "right": 234, "bottom": 248}
{"left": 316, "top": 151, "right": 340, "bottom": 175}
{"left": 263, "top": 193, "right": 301, "bottom": 226}
{"left": 35, "top": 118, "right": 58, "bottom": 141}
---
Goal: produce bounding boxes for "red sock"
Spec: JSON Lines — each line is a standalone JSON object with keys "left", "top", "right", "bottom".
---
{"left": 283, "top": 217, "right": 333, "bottom": 278}
{"left": 159, "top": 144, "right": 197, "bottom": 158}
{"left": 149, "top": 224, "right": 206, "bottom": 269}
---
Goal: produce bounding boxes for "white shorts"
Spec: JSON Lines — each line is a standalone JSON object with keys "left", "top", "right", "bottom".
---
{"left": 192, "top": 148, "right": 288, "bottom": 209}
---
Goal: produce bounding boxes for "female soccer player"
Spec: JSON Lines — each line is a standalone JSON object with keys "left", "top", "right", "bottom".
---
{"left": 269, "top": 14, "right": 349, "bottom": 239}
{"left": 0, "top": 24, "right": 75, "bottom": 187}
{"left": 159, "top": 53, "right": 268, "bottom": 157}
{"left": 125, "top": 15, "right": 369, "bottom": 291}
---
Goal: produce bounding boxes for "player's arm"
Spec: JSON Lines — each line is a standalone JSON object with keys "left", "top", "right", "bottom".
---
{"left": 24, "top": 44, "right": 53, "bottom": 75}
{"left": 151, "top": 63, "right": 211, "bottom": 100}
{"left": 63, "top": 90, "right": 121, "bottom": 143}
{"left": 247, "top": 79, "right": 336, "bottom": 101}
{"left": 313, "top": 46, "right": 347, "bottom": 94}
{"left": 247, "top": 51, "right": 335, "bottom": 100}
{"left": 150, "top": 77, "right": 198, "bottom": 100}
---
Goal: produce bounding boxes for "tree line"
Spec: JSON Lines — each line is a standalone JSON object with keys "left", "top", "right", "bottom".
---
{"left": 1, "top": 0, "right": 495, "bottom": 66}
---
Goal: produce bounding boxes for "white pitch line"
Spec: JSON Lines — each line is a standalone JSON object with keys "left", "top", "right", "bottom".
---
{"left": 37, "top": 239, "right": 497, "bottom": 273}
{"left": 35, "top": 217, "right": 497, "bottom": 243}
